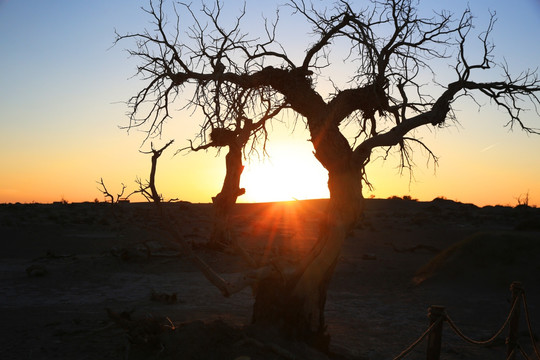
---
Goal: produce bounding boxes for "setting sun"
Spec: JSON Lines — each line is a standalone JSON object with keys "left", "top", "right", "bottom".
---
{"left": 240, "top": 139, "right": 329, "bottom": 203}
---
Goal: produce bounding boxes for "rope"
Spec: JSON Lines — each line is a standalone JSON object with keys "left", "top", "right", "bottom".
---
{"left": 391, "top": 284, "right": 539, "bottom": 360}
{"left": 522, "top": 292, "right": 540, "bottom": 360}
{"left": 445, "top": 294, "right": 520, "bottom": 346}
{"left": 392, "top": 317, "right": 443, "bottom": 360}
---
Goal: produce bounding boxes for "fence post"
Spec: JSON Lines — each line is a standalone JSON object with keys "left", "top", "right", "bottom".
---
{"left": 426, "top": 305, "right": 445, "bottom": 360}
{"left": 506, "top": 281, "right": 522, "bottom": 360}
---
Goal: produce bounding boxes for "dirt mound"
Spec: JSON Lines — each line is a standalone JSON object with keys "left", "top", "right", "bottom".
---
{"left": 414, "top": 231, "right": 540, "bottom": 288}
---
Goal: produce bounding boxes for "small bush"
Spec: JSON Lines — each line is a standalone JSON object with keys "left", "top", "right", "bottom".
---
{"left": 402, "top": 195, "right": 417, "bottom": 201}
{"left": 515, "top": 191, "right": 531, "bottom": 208}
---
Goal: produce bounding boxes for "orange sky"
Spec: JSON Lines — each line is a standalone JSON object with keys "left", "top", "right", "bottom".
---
{"left": 0, "top": 0, "right": 539, "bottom": 207}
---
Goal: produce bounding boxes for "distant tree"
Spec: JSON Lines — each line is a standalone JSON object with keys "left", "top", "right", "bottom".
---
{"left": 98, "top": 140, "right": 175, "bottom": 204}
{"left": 96, "top": 178, "right": 130, "bottom": 204}
{"left": 135, "top": 139, "right": 175, "bottom": 204}
{"left": 117, "top": 0, "right": 540, "bottom": 349}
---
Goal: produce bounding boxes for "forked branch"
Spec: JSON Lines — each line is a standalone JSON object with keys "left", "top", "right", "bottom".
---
{"left": 162, "top": 209, "right": 288, "bottom": 297}
{"left": 96, "top": 178, "right": 132, "bottom": 203}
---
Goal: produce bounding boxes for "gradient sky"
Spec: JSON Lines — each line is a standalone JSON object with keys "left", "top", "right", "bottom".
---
{"left": 1, "top": 0, "right": 539, "bottom": 206}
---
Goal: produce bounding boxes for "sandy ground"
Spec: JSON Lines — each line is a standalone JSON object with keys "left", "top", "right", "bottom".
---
{"left": 0, "top": 199, "right": 539, "bottom": 359}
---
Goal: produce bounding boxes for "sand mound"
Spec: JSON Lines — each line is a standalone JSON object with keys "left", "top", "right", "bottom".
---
{"left": 414, "top": 231, "right": 540, "bottom": 288}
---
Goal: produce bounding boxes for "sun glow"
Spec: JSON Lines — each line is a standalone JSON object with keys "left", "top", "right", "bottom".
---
{"left": 247, "top": 200, "right": 324, "bottom": 263}
{"left": 239, "top": 140, "right": 329, "bottom": 203}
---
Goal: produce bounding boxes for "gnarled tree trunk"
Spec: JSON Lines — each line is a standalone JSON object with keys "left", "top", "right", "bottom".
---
{"left": 252, "top": 122, "right": 364, "bottom": 351}
{"left": 252, "top": 168, "right": 363, "bottom": 350}
{"left": 209, "top": 144, "right": 245, "bottom": 249}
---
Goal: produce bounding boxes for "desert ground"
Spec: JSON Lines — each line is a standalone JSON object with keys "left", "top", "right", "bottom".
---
{"left": 1, "top": 198, "right": 539, "bottom": 359}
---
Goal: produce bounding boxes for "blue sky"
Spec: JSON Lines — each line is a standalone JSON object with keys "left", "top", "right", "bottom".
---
{"left": 1, "top": 0, "right": 539, "bottom": 205}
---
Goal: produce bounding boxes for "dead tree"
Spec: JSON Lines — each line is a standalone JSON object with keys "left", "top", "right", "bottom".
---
{"left": 188, "top": 85, "right": 284, "bottom": 249}
{"left": 96, "top": 178, "right": 130, "bottom": 204}
{"left": 98, "top": 140, "right": 174, "bottom": 205}
{"left": 116, "top": 0, "right": 540, "bottom": 349}
{"left": 135, "top": 139, "right": 175, "bottom": 204}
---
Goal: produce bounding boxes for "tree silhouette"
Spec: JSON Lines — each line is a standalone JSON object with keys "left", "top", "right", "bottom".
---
{"left": 97, "top": 140, "right": 175, "bottom": 205}
{"left": 96, "top": 177, "right": 129, "bottom": 204}
{"left": 135, "top": 139, "right": 175, "bottom": 204}
{"left": 187, "top": 84, "right": 285, "bottom": 249}
{"left": 116, "top": 0, "right": 540, "bottom": 348}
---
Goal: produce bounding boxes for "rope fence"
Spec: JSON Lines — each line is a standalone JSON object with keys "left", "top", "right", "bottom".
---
{"left": 393, "top": 282, "right": 539, "bottom": 360}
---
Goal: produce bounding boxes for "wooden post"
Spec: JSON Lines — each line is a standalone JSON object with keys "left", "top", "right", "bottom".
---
{"left": 506, "top": 281, "right": 522, "bottom": 360}
{"left": 426, "top": 305, "right": 445, "bottom": 360}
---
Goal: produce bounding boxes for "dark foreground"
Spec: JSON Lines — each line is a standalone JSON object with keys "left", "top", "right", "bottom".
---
{"left": 0, "top": 198, "right": 539, "bottom": 359}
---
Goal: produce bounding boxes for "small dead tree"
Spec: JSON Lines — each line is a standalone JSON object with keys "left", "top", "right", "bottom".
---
{"left": 117, "top": 0, "right": 540, "bottom": 348}
{"left": 98, "top": 140, "right": 175, "bottom": 205}
{"left": 96, "top": 178, "right": 130, "bottom": 204}
{"left": 134, "top": 139, "right": 175, "bottom": 204}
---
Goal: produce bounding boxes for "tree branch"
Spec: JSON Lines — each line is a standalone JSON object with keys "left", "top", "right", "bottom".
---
{"left": 162, "top": 208, "right": 287, "bottom": 297}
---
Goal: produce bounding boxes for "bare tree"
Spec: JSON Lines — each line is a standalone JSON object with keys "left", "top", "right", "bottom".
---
{"left": 96, "top": 178, "right": 130, "bottom": 204}
{"left": 135, "top": 139, "right": 175, "bottom": 204}
{"left": 187, "top": 84, "right": 285, "bottom": 249}
{"left": 98, "top": 140, "right": 175, "bottom": 205}
{"left": 116, "top": 0, "right": 540, "bottom": 348}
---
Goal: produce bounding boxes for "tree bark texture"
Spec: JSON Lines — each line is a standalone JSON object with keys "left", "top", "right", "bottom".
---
{"left": 210, "top": 144, "right": 245, "bottom": 249}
